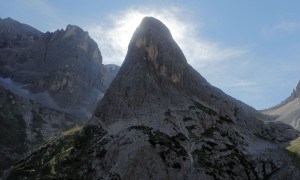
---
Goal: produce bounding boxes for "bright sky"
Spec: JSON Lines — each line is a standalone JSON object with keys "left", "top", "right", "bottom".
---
{"left": 1, "top": 0, "right": 300, "bottom": 110}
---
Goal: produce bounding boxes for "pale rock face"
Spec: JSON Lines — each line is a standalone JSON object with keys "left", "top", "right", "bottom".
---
{"left": 263, "top": 80, "right": 300, "bottom": 130}
{"left": 5, "top": 17, "right": 300, "bottom": 179}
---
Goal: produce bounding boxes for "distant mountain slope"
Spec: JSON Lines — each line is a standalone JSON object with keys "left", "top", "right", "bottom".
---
{"left": 0, "top": 17, "right": 118, "bottom": 119}
{"left": 263, "top": 81, "right": 300, "bottom": 130}
{"left": 104, "top": 64, "right": 120, "bottom": 85}
{"left": 5, "top": 17, "right": 300, "bottom": 179}
{"left": 0, "top": 85, "right": 78, "bottom": 175}
{"left": 0, "top": 17, "right": 42, "bottom": 48}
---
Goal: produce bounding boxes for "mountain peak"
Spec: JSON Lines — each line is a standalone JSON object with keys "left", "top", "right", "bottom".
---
{"left": 0, "top": 18, "right": 107, "bottom": 119}
{"left": 92, "top": 17, "right": 230, "bottom": 127}
{"left": 135, "top": 17, "right": 172, "bottom": 37}
{"left": 291, "top": 80, "right": 300, "bottom": 99}
{"left": 3, "top": 17, "right": 15, "bottom": 22}
{"left": 123, "top": 17, "right": 188, "bottom": 86}
{"left": 263, "top": 79, "right": 300, "bottom": 112}
{"left": 63, "top": 24, "right": 87, "bottom": 38}
{"left": 296, "top": 80, "right": 300, "bottom": 94}
{"left": 0, "top": 17, "right": 42, "bottom": 48}
{"left": 130, "top": 17, "right": 176, "bottom": 53}
{"left": 66, "top": 24, "right": 83, "bottom": 32}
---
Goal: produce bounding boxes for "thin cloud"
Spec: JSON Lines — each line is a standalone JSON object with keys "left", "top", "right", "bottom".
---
{"left": 229, "top": 81, "right": 260, "bottom": 94}
{"left": 260, "top": 20, "right": 300, "bottom": 37}
{"left": 277, "top": 21, "right": 300, "bottom": 32}
{"left": 212, "top": 73, "right": 260, "bottom": 93}
{"left": 19, "top": 0, "right": 56, "bottom": 18}
{"left": 87, "top": 6, "right": 246, "bottom": 67}
{"left": 11, "top": 0, "right": 70, "bottom": 32}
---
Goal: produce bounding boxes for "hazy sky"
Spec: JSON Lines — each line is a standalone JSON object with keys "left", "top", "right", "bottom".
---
{"left": 1, "top": 0, "right": 300, "bottom": 110}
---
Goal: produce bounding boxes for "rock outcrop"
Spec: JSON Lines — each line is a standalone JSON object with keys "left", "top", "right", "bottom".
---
{"left": 263, "top": 80, "right": 300, "bottom": 130}
{"left": 4, "top": 17, "right": 300, "bottom": 179}
{"left": 0, "top": 18, "right": 111, "bottom": 119}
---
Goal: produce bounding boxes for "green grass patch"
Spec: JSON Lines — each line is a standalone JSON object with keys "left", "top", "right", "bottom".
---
{"left": 286, "top": 136, "right": 300, "bottom": 154}
{"left": 286, "top": 136, "right": 300, "bottom": 169}
{"left": 62, "top": 125, "right": 83, "bottom": 136}
{"left": 7, "top": 125, "right": 89, "bottom": 179}
{"left": 285, "top": 149, "right": 300, "bottom": 169}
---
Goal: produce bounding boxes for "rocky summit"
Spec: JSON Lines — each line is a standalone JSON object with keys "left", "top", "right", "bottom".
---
{"left": 0, "top": 18, "right": 115, "bottom": 119}
{"left": 263, "top": 80, "right": 300, "bottom": 130}
{"left": 4, "top": 17, "right": 300, "bottom": 179}
{"left": 0, "top": 17, "right": 42, "bottom": 48}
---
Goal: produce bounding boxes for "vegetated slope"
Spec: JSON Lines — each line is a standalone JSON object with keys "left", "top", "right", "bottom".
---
{"left": 0, "top": 85, "right": 78, "bottom": 175}
{"left": 263, "top": 81, "right": 300, "bottom": 130}
{"left": 5, "top": 17, "right": 300, "bottom": 180}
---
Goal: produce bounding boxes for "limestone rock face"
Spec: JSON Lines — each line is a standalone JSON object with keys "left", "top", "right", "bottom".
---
{"left": 5, "top": 17, "right": 300, "bottom": 179}
{"left": 263, "top": 80, "right": 300, "bottom": 130}
{"left": 0, "top": 18, "right": 109, "bottom": 119}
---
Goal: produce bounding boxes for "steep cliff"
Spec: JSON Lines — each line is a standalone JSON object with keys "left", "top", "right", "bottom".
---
{"left": 0, "top": 18, "right": 110, "bottom": 119}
